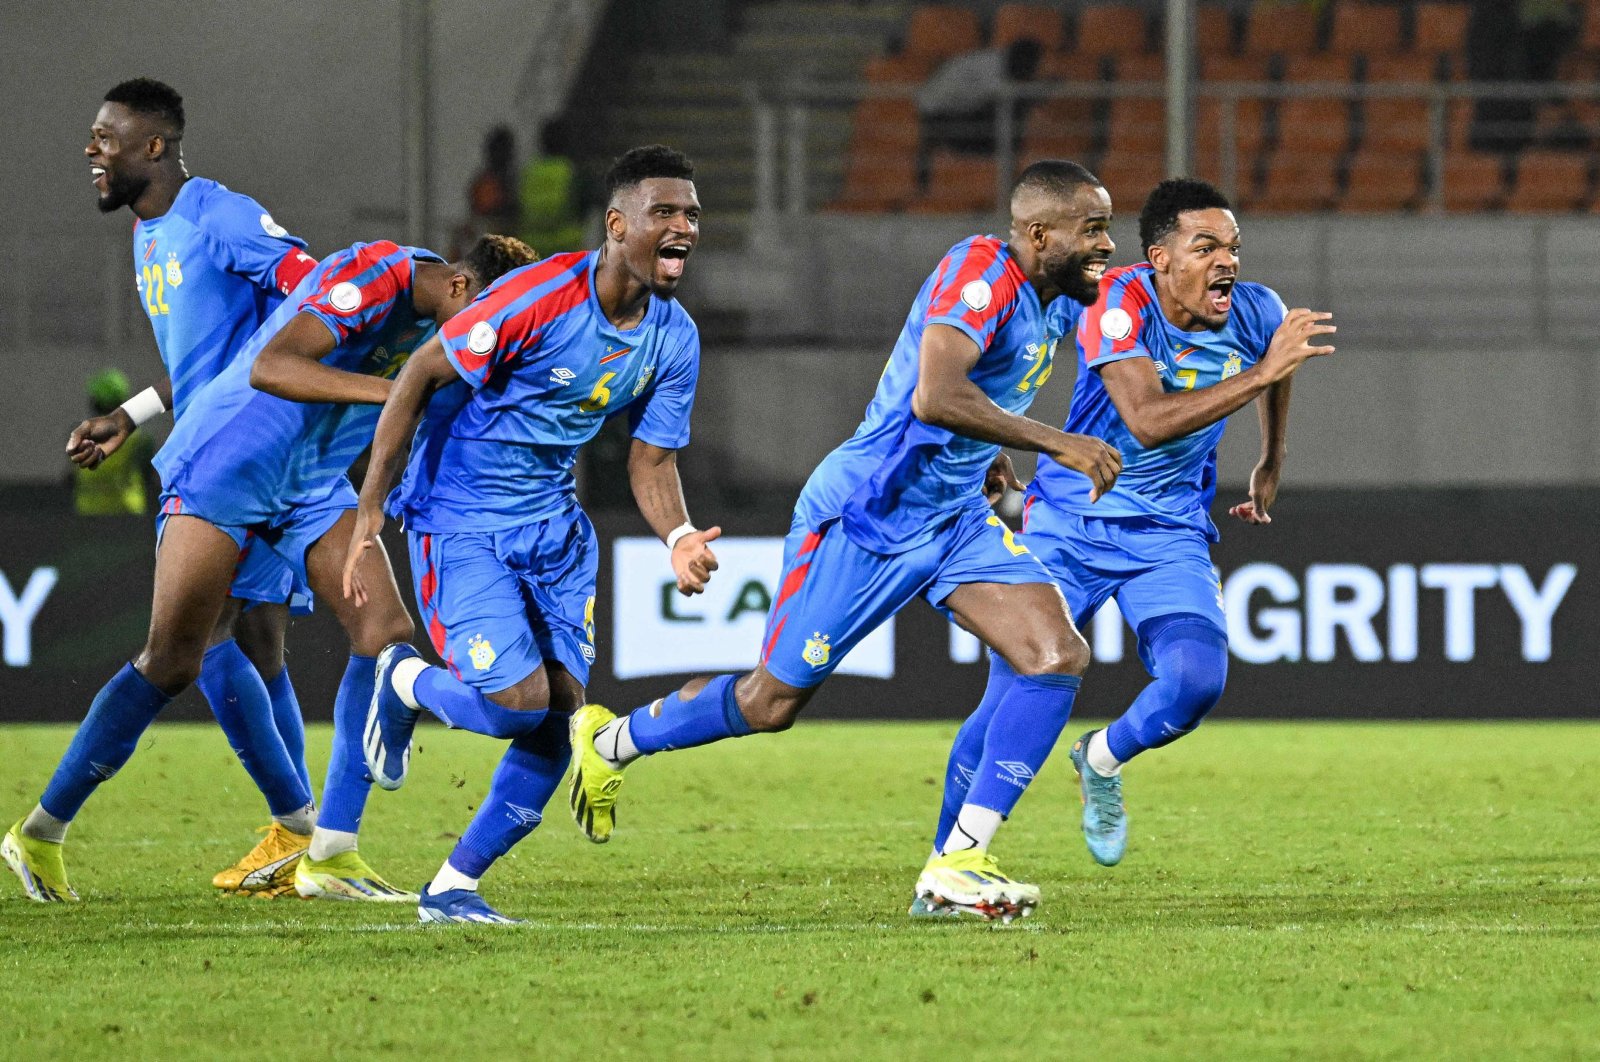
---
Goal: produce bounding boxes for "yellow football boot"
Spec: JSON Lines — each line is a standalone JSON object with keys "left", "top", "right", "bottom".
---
{"left": 294, "top": 849, "right": 417, "bottom": 902}
{"left": 568, "top": 703, "right": 625, "bottom": 843}
{"left": 212, "top": 823, "right": 309, "bottom": 896}
{"left": 3, "top": 819, "right": 79, "bottom": 902}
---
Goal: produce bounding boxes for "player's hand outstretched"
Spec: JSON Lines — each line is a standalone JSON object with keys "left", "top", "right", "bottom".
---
{"left": 1261, "top": 308, "right": 1336, "bottom": 382}
{"left": 672, "top": 526, "right": 722, "bottom": 596}
{"left": 1049, "top": 433, "right": 1122, "bottom": 503}
{"left": 984, "top": 452, "right": 1026, "bottom": 506}
{"left": 342, "top": 504, "right": 386, "bottom": 606}
{"left": 66, "top": 410, "right": 135, "bottom": 471}
{"left": 1229, "top": 460, "right": 1281, "bottom": 525}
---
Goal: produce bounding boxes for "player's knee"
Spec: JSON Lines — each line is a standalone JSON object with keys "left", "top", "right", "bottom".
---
{"left": 1152, "top": 621, "right": 1229, "bottom": 722}
{"left": 135, "top": 642, "right": 206, "bottom": 695}
{"left": 1013, "top": 628, "right": 1091, "bottom": 678}
{"left": 348, "top": 610, "right": 414, "bottom": 659}
{"left": 736, "top": 690, "right": 802, "bottom": 733}
{"left": 488, "top": 670, "right": 550, "bottom": 714}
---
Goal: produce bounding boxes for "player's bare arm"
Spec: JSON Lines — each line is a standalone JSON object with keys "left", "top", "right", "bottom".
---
{"left": 250, "top": 313, "right": 390, "bottom": 406}
{"left": 984, "top": 452, "right": 1026, "bottom": 505}
{"left": 1230, "top": 376, "right": 1293, "bottom": 525}
{"left": 627, "top": 439, "right": 721, "bottom": 596}
{"left": 67, "top": 376, "right": 173, "bottom": 469}
{"left": 341, "top": 337, "right": 456, "bottom": 604}
{"left": 913, "top": 322, "right": 1122, "bottom": 501}
{"left": 1098, "top": 308, "right": 1334, "bottom": 449}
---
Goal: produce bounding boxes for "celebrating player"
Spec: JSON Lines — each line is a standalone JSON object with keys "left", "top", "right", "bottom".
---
{"left": 561, "top": 160, "right": 1120, "bottom": 923}
{"left": 3, "top": 78, "right": 321, "bottom": 902}
{"left": 940, "top": 178, "right": 1335, "bottom": 871}
{"left": 352, "top": 145, "right": 716, "bottom": 925}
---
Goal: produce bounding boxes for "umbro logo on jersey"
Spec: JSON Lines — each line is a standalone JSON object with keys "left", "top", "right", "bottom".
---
{"left": 550, "top": 367, "right": 576, "bottom": 386}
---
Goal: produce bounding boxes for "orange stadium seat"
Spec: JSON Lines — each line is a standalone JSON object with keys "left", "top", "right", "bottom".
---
{"left": 1341, "top": 149, "right": 1424, "bottom": 211}
{"left": 992, "top": 4, "right": 1065, "bottom": 53}
{"left": 1281, "top": 54, "right": 1354, "bottom": 84}
{"left": 831, "top": 99, "right": 920, "bottom": 212}
{"left": 1505, "top": 150, "right": 1592, "bottom": 212}
{"left": 1361, "top": 55, "right": 1438, "bottom": 153}
{"left": 1195, "top": 96, "right": 1269, "bottom": 185}
{"left": 1276, "top": 98, "right": 1354, "bottom": 155}
{"left": 908, "top": 151, "right": 999, "bottom": 213}
{"left": 1114, "top": 54, "right": 1166, "bottom": 83}
{"left": 1251, "top": 154, "right": 1340, "bottom": 212}
{"left": 1411, "top": 2, "right": 1471, "bottom": 58}
{"left": 903, "top": 5, "right": 982, "bottom": 60}
{"left": 1021, "top": 97, "right": 1099, "bottom": 161}
{"left": 1328, "top": 2, "right": 1404, "bottom": 56}
{"left": 1070, "top": 4, "right": 1151, "bottom": 58}
{"left": 1089, "top": 150, "right": 1168, "bottom": 208}
{"left": 1199, "top": 55, "right": 1272, "bottom": 83}
{"left": 1195, "top": 5, "right": 1237, "bottom": 55}
{"left": 1242, "top": 3, "right": 1320, "bottom": 57}
{"left": 1440, "top": 151, "right": 1507, "bottom": 211}
{"left": 1102, "top": 97, "right": 1166, "bottom": 158}
{"left": 1583, "top": 2, "right": 1600, "bottom": 51}
{"left": 863, "top": 53, "right": 936, "bottom": 85}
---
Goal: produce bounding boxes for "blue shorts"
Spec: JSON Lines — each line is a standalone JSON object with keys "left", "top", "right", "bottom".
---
{"left": 407, "top": 505, "right": 599, "bottom": 693}
{"left": 1021, "top": 497, "right": 1226, "bottom": 670}
{"left": 156, "top": 482, "right": 356, "bottom": 615}
{"left": 760, "top": 503, "right": 1054, "bottom": 688}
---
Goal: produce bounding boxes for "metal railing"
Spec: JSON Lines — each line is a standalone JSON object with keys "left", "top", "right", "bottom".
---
{"left": 750, "top": 79, "right": 1600, "bottom": 216}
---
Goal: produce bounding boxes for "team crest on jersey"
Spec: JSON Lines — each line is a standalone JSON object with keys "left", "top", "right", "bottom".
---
{"left": 802, "top": 632, "right": 831, "bottom": 668}
{"left": 1221, "top": 352, "right": 1243, "bottom": 379}
{"left": 1100, "top": 307, "right": 1134, "bottom": 341}
{"left": 260, "top": 213, "right": 289, "bottom": 238}
{"left": 633, "top": 364, "right": 655, "bottom": 397}
{"left": 165, "top": 253, "right": 183, "bottom": 288}
{"left": 960, "top": 279, "right": 992, "bottom": 312}
{"left": 468, "top": 634, "right": 497, "bottom": 671}
{"left": 329, "top": 281, "right": 362, "bottom": 312}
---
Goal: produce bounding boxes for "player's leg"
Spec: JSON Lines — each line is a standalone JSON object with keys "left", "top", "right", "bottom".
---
{"left": 5, "top": 516, "right": 237, "bottom": 901}
{"left": 419, "top": 666, "right": 583, "bottom": 925}
{"left": 570, "top": 518, "right": 918, "bottom": 843}
{"left": 232, "top": 600, "right": 312, "bottom": 795}
{"left": 1070, "top": 525, "right": 1228, "bottom": 866}
{"left": 288, "top": 504, "right": 418, "bottom": 901}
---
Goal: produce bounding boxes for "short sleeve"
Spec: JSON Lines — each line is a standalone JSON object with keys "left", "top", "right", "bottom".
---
{"left": 922, "top": 239, "right": 1024, "bottom": 353}
{"left": 198, "top": 186, "right": 312, "bottom": 295}
{"left": 629, "top": 326, "right": 700, "bottom": 450}
{"left": 298, "top": 242, "right": 411, "bottom": 344}
{"left": 437, "top": 255, "right": 588, "bottom": 389}
{"left": 1080, "top": 274, "right": 1156, "bottom": 370}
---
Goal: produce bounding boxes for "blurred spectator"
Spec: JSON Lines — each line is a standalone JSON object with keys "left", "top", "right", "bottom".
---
{"left": 916, "top": 37, "right": 1044, "bottom": 189}
{"left": 1520, "top": 0, "right": 1576, "bottom": 82}
{"left": 453, "top": 126, "right": 520, "bottom": 256}
{"left": 73, "top": 369, "right": 155, "bottom": 516}
{"left": 519, "top": 119, "right": 586, "bottom": 256}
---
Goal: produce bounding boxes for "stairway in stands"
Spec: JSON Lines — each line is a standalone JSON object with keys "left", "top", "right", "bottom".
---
{"left": 567, "top": 1, "right": 913, "bottom": 252}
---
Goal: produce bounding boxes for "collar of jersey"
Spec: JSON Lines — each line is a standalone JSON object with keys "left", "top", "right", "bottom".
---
{"left": 587, "top": 248, "right": 661, "bottom": 342}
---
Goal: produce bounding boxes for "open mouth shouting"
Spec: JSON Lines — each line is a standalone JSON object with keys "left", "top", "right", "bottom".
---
{"left": 90, "top": 164, "right": 108, "bottom": 193}
{"left": 1208, "top": 275, "right": 1236, "bottom": 315}
{"left": 658, "top": 240, "right": 692, "bottom": 281}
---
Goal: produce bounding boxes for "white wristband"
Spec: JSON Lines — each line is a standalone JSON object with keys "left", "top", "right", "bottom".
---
{"left": 118, "top": 386, "right": 167, "bottom": 427}
{"left": 666, "top": 522, "right": 697, "bottom": 551}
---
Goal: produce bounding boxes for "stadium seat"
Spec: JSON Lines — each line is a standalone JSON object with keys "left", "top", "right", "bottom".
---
{"left": 1195, "top": 5, "right": 1236, "bottom": 55}
{"left": 1411, "top": 2, "right": 1471, "bottom": 58}
{"left": 1251, "top": 154, "right": 1340, "bottom": 212}
{"left": 902, "top": 5, "right": 982, "bottom": 61}
{"left": 1113, "top": 54, "right": 1166, "bottom": 83}
{"left": 1088, "top": 150, "right": 1168, "bottom": 209}
{"left": 1070, "top": 4, "right": 1151, "bottom": 58}
{"left": 831, "top": 99, "right": 920, "bottom": 212}
{"left": 862, "top": 52, "right": 936, "bottom": 85}
{"left": 1276, "top": 98, "right": 1354, "bottom": 155}
{"left": 1103, "top": 97, "right": 1167, "bottom": 157}
{"left": 992, "top": 3, "right": 1064, "bottom": 53}
{"left": 1242, "top": 3, "right": 1320, "bottom": 57}
{"left": 908, "top": 150, "right": 998, "bottom": 213}
{"left": 1505, "top": 149, "right": 1593, "bottom": 212}
{"left": 1362, "top": 55, "right": 1440, "bottom": 154}
{"left": 1281, "top": 54, "right": 1355, "bottom": 84}
{"left": 1021, "top": 96, "right": 1099, "bottom": 161}
{"left": 1440, "top": 151, "right": 1507, "bottom": 211}
{"left": 1199, "top": 55, "right": 1272, "bottom": 83}
{"left": 1583, "top": 2, "right": 1600, "bottom": 52}
{"left": 1328, "top": 2, "right": 1404, "bottom": 56}
{"left": 1341, "top": 149, "right": 1424, "bottom": 211}
{"left": 1195, "top": 96, "right": 1269, "bottom": 186}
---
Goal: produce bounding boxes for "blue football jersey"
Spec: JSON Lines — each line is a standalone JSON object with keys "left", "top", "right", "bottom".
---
{"left": 1030, "top": 262, "right": 1287, "bottom": 539}
{"left": 796, "top": 236, "right": 1077, "bottom": 554}
{"left": 390, "top": 250, "right": 701, "bottom": 533}
{"left": 131, "top": 177, "right": 314, "bottom": 417}
{"left": 156, "top": 241, "right": 444, "bottom": 524}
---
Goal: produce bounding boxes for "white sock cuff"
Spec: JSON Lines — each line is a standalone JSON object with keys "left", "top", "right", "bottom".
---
{"left": 391, "top": 656, "right": 428, "bottom": 710}
{"left": 431, "top": 859, "right": 480, "bottom": 894}
{"left": 1087, "top": 729, "right": 1123, "bottom": 776}
{"left": 308, "top": 827, "right": 358, "bottom": 862}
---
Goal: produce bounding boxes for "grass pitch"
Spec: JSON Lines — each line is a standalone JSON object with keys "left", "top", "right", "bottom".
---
{"left": 1, "top": 720, "right": 1597, "bottom": 1061}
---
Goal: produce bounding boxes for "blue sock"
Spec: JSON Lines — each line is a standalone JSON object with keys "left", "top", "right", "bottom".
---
{"left": 414, "top": 666, "right": 548, "bottom": 739}
{"left": 626, "top": 673, "right": 751, "bottom": 755}
{"left": 965, "top": 672, "right": 1082, "bottom": 817}
{"left": 194, "top": 640, "right": 311, "bottom": 816}
{"left": 318, "top": 655, "right": 376, "bottom": 834}
{"left": 450, "top": 715, "right": 572, "bottom": 878}
{"left": 40, "top": 663, "right": 172, "bottom": 821}
{"left": 1106, "top": 619, "right": 1229, "bottom": 763}
{"left": 264, "top": 666, "right": 311, "bottom": 796}
{"left": 934, "top": 653, "right": 1017, "bottom": 851}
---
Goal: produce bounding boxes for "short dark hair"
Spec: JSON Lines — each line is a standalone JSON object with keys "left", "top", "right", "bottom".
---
{"left": 1139, "top": 178, "right": 1232, "bottom": 254}
{"left": 460, "top": 234, "right": 540, "bottom": 289}
{"left": 104, "top": 78, "right": 185, "bottom": 136}
{"left": 605, "top": 145, "right": 695, "bottom": 200}
{"left": 1012, "top": 159, "right": 1102, "bottom": 201}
